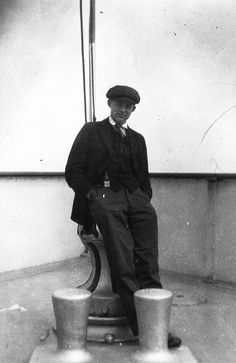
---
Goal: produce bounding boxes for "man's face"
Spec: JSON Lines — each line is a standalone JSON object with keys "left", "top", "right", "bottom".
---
{"left": 108, "top": 99, "right": 135, "bottom": 125}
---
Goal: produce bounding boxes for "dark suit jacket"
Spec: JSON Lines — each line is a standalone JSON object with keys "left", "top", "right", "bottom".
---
{"left": 65, "top": 118, "right": 153, "bottom": 226}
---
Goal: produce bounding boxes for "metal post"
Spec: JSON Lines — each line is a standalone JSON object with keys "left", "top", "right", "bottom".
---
{"left": 205, "top": 178, "right": 218, "bottom": 282}
{"left": 79, "top": 0, "right": 88, "bottom": 124}
{"left": 88, "top": 0, "right": 96, "bottom": 122}
{"left": 134, "top": 289, "right": 175, "bottom": 363}
{"left": 30, "top": 288, "right": 92, "bottom": 362}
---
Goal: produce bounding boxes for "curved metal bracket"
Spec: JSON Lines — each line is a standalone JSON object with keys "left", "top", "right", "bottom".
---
{"left": 77, "top": 234, "right": 101, "bottom": 292}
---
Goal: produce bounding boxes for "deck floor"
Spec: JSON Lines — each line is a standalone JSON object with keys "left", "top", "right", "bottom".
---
{"left": 1, "top": 255, "right": 236, "bottom": 363}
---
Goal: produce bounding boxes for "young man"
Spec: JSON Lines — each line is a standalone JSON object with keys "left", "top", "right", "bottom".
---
{"left": 65, "top": 85, "right": 181, "bottom": 348}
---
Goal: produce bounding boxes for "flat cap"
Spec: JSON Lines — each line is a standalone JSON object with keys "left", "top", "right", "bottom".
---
{"left": 106, "top": 85, "right": 140, "bottom": 104}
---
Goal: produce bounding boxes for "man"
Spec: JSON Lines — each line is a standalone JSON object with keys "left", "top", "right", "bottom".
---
{"left": 65, "top": 85, "right": 181, "bottom": 348}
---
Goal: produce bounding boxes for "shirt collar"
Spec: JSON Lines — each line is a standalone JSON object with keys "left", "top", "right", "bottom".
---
{"left": 109, "top": 116, "right": 128, "bottom": 129}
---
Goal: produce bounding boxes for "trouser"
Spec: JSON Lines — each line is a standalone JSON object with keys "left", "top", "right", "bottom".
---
{"left": 88, "top": 186, "right": 162, "bottom": 335}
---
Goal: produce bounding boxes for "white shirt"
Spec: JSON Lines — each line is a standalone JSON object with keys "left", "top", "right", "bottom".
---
{"left": 109, "top": 116, "right": 128, "bottom": 129}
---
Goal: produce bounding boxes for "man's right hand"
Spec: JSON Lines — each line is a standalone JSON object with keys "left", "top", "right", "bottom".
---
{"left": 77, "top": 223, "right": 98, "bottom": 238}
{"left": 77, "top": 224, "right": 84, "bottom": 237}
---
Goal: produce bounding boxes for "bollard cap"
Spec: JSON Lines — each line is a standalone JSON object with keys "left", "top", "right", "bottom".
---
{"left": 52, "top": 288, "right": 91, "bottom": 301}
{"left": 134, "top": 288, "right": 173, "bottom": 300}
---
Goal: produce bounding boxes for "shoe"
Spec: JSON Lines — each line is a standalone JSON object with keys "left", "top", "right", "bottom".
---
{"left": 168, "top": 332, "right": 182, "bottom": 349}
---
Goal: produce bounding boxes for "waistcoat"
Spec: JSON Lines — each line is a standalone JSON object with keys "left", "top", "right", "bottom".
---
{"left": 106, "top": 126, "right": 139, "bottom": 191}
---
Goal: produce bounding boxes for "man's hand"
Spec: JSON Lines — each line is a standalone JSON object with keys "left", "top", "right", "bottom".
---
{"left": 77, "top": 224, "right": 84, "bottom": 237}
{"left": 77, "top": 223, "right": 98, "bottom": 238}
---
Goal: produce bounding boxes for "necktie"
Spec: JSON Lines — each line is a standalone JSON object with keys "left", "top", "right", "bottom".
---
{"left": 114, "top": 124, "right": 126, "bottom": 138}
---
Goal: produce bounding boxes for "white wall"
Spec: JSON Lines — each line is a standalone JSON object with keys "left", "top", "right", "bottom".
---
{"left": 95, "top": 0, "right": 236, "bottom": 173}
{"left": 0, "top": 0, "right": 87, "bottom": 172}
{"left": 0, "top": 177, "right": 83, "bottom": 273}
{"left": 1, "top": 0, "right": 236, "bottom": 173}
{"left": 2, "top": 175, "right": 236, "bottom": 286}
{"left": 1, "top": 1, "right": 236, "bottom": 282}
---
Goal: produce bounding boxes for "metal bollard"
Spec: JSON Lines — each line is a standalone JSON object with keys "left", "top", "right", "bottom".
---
{"left": 134, "top": 288, "right": 176, "bottom": 363}
{"left": 78, "top": 234, "right": 136, "bottom": 343}
{"left": 52, "top": 288, "right": 92, "bottom": 362}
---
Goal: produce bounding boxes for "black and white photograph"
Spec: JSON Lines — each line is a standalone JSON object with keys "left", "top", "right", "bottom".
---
{"left": 1, "top": 1, "right": 236, "bottom": 362}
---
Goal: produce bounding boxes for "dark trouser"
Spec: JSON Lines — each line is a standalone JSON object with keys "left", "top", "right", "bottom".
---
{"left": 88, "top": 186, "right": 162, "bottom": 335}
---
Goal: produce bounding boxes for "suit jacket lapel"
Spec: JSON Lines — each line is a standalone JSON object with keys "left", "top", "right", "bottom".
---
{"left": 97, "top": 118, "right": 113, "bottom": 155}
{"left": 97, "top": 119, "right": 138, "bottom": 159}
{"left": 127, "top": 127, "right": 137, "bottom": 160}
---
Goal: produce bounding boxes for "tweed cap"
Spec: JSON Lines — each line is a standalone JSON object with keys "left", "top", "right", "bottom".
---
{"left": 106, "top": 85, "right": 140, "bottom": 104}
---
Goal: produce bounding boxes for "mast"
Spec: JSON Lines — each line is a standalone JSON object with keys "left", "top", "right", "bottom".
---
{"left": 79, "top": 0, "right": 88, "bottom": 123}
{"left": 89, "top": 0, "right": 96, "bottom": 122}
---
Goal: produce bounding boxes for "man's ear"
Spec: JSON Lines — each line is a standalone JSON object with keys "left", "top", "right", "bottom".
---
{"left": 107, "top": 99, "right": 111, "bottom": 108}
{"left": 132, "top": 105, "right": 136, "bottom": 112}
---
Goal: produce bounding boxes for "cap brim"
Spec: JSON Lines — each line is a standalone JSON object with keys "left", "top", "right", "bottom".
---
{"left": 112, "top": 97, "right": 136, "bottom": 105}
